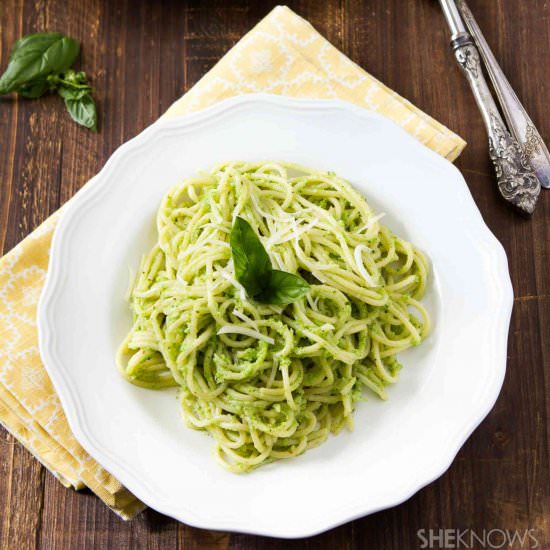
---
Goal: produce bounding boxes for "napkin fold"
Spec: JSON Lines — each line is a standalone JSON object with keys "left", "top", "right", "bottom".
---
{"left": 0, "top": 5, "right": 465, "bottom": 518}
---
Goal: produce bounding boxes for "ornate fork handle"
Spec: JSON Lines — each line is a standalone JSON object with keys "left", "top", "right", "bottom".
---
{"left": 452, "top": 34, "right": 541, "bottom": 216}
{"left": 457, "top": 0, "right": 550, "bottom": 189}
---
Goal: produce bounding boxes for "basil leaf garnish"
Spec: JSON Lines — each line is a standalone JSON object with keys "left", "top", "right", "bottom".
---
{"left": 230, "top": 217, "right": 310, "bottom": 305}
{"left": 0, "top": 32, "right": 79, "bottom": 94}
{"left": 230, "top": 217, "right": 272, "bottom": 297}
{"left": 255, "top": 270, "right": 310, "bottom": 305}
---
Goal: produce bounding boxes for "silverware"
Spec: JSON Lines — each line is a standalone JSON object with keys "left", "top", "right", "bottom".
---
{"left": 438, "top": 0, "right": 541, "bottom": 216}
{"left": 457, "top": 0, "right": 550, "bottom": 189}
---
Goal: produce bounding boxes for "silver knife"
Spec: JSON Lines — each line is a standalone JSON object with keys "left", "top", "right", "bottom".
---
{"left": 438, "top": 0, "right": 541, "bottom": 216}
{"left": 457, "top": 0, "right": 550, "bottom": 189}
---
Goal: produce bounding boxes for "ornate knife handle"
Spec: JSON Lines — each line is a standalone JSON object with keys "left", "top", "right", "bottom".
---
{"left": 452, "top": 34, "right": 541, "bottom": 216}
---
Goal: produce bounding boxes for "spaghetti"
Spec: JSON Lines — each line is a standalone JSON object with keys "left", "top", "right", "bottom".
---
{"left": 117, "top": 162, "right": 430, "bottom": 472}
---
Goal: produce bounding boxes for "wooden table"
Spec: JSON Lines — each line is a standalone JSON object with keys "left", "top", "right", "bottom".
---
{"left": 1, "top": 1, "right": 548, "bottom": 548}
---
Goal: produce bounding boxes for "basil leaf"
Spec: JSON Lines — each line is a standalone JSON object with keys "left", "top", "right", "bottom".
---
{"left": 0, "top": 32, "right": 79, "bottom": 94}
{"left": 63, "top": 93, "right": 97, "bottom": 131}
{"left": 57, "top": 85, "right": 92, "bottom": 101}
{"left": 255, "top": 270, "right": 310, "bottom": 305}
{"left": 230, "top": 217, "right": 272, "bottom": 296}
{"left": 229, "top": 217, "right": 311, "bottom": 305}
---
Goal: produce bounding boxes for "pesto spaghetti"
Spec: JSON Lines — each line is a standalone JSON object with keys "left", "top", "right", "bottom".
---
{"left": 117, "top": 161, "right": 430, "bottom": 472}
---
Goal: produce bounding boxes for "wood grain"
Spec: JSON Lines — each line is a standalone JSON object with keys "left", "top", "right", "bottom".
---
{"left": 0, "top": 0, "right": 549, "bottom": 548}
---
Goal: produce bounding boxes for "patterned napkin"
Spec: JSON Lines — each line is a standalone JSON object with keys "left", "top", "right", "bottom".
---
{"left": 0, "top": 5, "right": 465, "bottom": 518}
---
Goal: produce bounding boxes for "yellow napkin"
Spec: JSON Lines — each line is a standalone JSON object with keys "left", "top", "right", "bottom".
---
{"left": 0, "top": 5, "right": 465, "bottom": 519}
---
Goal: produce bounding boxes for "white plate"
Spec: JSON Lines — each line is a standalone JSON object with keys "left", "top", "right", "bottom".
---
{"left": 38, "top": 94, "right": 513, "bottom": 538}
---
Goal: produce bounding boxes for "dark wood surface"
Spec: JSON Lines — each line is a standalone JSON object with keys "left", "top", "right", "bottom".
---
{"left": 0, "top": 1, "right": 549, "bottom": 548}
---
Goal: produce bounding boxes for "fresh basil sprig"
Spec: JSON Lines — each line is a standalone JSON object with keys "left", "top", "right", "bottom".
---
{"left": 230, "top": 217, "right": 310, "bottom": 305}
{"left": 0, "top": 32, "right": 97, "bottom": 131}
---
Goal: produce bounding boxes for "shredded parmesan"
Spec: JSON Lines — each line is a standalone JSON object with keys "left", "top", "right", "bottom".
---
{"left": 358, "top": 212, "right": 386, "bottom": 234}
{"left": 270, "top": 250, "right": 285, "bottom": 270}
{"left": 219, "top": 269, "right": 247, "bottom": 301}
{"left": 232, "top": 309, "right": 258, "bottom": 328}
{"left": 250, "top": 192, "right": 294, "bottom": 223}
{"left": 275, "top": 217, "right": 319, "bottom": 245}
{"left": 312, "top": 271, "right": 328, "bottom": 284}
{"left": 306, "top": 292, "right": 317, "bottom": 310}
{"left": 197, "top": 222, "right": 230, "bottom": 234}
{"left": 217, "top": 325, "right": 275, "bottom": 345}
{"left": 250, "top": 192, "right": 275, "bottom": 220}
{"left": 354, "top": 245, "right": 378, "bottom": 287}
{"left": 266, "top": 211, "right": 317, "bottom": 247}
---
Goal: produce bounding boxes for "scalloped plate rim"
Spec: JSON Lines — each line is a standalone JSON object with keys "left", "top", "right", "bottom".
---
{"left": 37, "top": 94, "right": 513, "bottom": 538}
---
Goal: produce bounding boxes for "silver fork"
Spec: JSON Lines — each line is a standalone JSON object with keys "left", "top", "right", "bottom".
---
{"left": 457, "top": 0, "right": 550, "bottom": 189}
